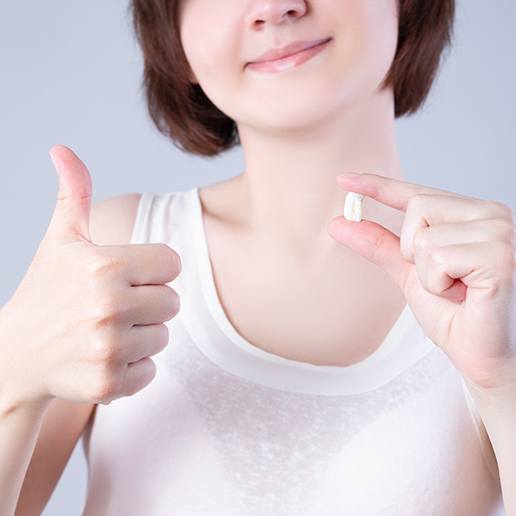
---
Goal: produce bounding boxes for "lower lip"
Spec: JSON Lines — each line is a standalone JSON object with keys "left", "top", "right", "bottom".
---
{"left": 246, "top": 39, "right": 331, "bottom": 73}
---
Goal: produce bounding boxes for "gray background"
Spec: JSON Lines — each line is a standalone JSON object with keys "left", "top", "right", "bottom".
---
{"left": 0, "top": 1, "right": 514, "bottom": 514}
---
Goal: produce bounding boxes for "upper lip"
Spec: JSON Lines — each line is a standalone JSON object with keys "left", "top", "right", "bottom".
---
{"left": 247, "top": 37, "right": 332, "bottom": 65}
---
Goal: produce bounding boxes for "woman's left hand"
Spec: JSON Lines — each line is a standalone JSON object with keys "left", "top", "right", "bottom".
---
{"left": 327, "top": 172, "right": 516, "bottom": 391}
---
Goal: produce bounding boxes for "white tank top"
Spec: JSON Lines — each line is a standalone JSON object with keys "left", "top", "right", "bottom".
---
{"left": 81, "top": 187, "right": 504, "bottom": 516}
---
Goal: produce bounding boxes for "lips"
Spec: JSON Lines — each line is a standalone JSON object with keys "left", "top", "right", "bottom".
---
{"left": 247, "top": 37, "right": 332, "bottom": 65}
{"left": 246, "top": 38, "right": 332, "bottom": 73}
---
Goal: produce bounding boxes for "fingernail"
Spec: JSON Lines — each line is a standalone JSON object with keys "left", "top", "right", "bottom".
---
{"left": 49, "top": 151, "right": 60, "bottom": 171}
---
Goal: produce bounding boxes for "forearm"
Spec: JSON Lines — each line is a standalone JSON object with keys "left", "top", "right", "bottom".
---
{"left": 0, "top": 306, "right": 52, "bottom": 516}
{"left": 464, "top": 377, "right": 516, "bottom": 515}
{"left": 0, "top": 398, "right": 50, "bottom": 516}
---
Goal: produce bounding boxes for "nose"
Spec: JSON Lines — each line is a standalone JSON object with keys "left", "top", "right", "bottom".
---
{"left": 247, "top": 0, "right": 307, "bottom": 29}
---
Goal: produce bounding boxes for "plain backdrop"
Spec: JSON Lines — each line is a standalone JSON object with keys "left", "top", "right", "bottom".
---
{"left": 0, "top": 1, "right": 514, "bottom": 514}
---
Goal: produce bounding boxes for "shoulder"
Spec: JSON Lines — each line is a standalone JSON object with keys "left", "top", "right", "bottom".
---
{"left": 90, "top": 192, "right": 143, "bottom": 245}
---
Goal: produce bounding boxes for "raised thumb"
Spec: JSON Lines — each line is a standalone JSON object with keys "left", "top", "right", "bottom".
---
{"left": 47, "top": 144, "right": 93, "bottom": 243}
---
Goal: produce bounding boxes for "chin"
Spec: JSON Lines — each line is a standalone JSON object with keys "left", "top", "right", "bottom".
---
{"left": 242, "top": 83, "right": 347, "bottom": 130}
{"left": 243, "top": 103, "right": 339, "bottom": 134}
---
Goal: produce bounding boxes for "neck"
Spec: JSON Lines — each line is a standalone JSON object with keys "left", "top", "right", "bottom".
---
{"left": 231, "top": 87, "right": 406, "bottom": 255}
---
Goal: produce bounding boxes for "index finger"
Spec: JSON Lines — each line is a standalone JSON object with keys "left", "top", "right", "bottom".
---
{"left": 337, "top": 173, "right": 473, "bottom": 213}
{"left": 125, "top": 243, "right": 182, "bottom": 286}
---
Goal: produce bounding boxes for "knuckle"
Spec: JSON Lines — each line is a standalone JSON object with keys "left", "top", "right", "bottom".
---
{"left": 486, "top": 200, "right": 513, "bottom": 219}
{"left": 413, "top": 229, "right": 431, "bottom": 249}
{"left": 172, "top": 250, "right": 182, "bottom": 275}
{"left": 94, "top": 291, "right": 127, "bottom": 326}
{"left": 149, "top": 359, "right": 158, "bottom": 380}
{"left": 483, "top": 282, "right": 501, "bottom": 301}
{"left": 406, "top": 194, "right": 425, "bottom": 214}
{"left": 498, "top": 242, "right": 515, "bottom": 268}
{"left": 492, "top": 217, "right": 515, "bottom": 245}
{"left": 91, "top": 370, "right": 119, "bottom": 403}
{"left": 158, "top": 323, "right": 170, "bottom": 346}
{"left": 371, "top": 228, "right": 387, "bottom": 251}
{"left": 499, "top": 202, "right": 513, "bottom": 219}
{"left": 143, "top": 358, "right": 157, "bottom": 382}
{"left": 91, "top": 338, "right": 119, "bottom": 364}
{"left": 165, "top": 287, "right": 181, "bottom": 317}
{"left": 89, "top": 253, "right": 124, "bottom": 279}
{"left": 157, "top": 243, "right": 182, "bottom": 276}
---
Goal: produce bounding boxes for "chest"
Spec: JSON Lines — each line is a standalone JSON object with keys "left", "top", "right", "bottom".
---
{"left": 203, "top": 214, "right": 407, "bottom": 367}
{"left": 84, "top": 339, "right": 501, "bottom": 516}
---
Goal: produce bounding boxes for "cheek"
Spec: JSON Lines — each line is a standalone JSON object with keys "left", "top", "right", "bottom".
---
{"left": 183, "top": 23, "right": 238, "bottom": 88}
{"left": 334, "top": 0, "right": 399, "bottom": 90}
{"left": 358, "top": 0, "right": 399, "bottom": 64}
{"left": 180, "top": 3, "right": 239, "bottom": 85}
{"left": 180, "top": 20, "right": 242, "bottom": 115}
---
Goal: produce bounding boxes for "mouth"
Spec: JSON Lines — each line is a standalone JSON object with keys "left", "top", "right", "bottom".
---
{"left": 245, "top": 37, "right": 332, "bottom": 74}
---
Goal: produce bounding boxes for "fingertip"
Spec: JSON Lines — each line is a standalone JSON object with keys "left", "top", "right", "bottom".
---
{"left": 50, "top": 144, "right": 73, "bottom": 160}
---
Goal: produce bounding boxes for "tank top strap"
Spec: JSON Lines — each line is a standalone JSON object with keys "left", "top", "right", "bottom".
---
{"left": 130, "top": 190, "right": 186, "bottom": 245}
{"left": 130, "top": 192, "right": 155, "bottom": 245}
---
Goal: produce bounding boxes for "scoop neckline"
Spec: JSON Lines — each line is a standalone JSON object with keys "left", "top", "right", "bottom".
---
{"left": 184, "top": 186, "right": 434, "bottom": 395}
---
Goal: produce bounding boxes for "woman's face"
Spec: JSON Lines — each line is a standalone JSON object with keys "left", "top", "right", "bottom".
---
{"left": 178, "top": 0, "right": 399, "bottom": 132}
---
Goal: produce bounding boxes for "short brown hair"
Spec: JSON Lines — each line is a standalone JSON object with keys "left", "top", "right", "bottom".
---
{"left": 128, "top": 1, "right": 456, "bottom": 157}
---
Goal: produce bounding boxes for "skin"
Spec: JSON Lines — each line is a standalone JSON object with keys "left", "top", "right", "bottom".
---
{"left": 179, "top": 0, "right": 402, "bottom": 244}
{"left": 179, "top": 2, "right": 516, "bottom": 509}
{"left": 177, "top": 0, "right": 408, "bottom": 365}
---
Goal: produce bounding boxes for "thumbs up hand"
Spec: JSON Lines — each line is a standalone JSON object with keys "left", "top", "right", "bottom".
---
{"left": 0, "top": 145, "right": 182, "bottom": 411}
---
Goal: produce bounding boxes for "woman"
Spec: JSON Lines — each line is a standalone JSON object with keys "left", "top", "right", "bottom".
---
{"left": 1, "top": 1, "right": 514, "bottom": 515}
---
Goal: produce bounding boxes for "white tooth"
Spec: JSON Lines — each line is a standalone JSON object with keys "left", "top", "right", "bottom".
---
{"left": 344, "top": 191, "right": 365, "bottom": 221}
{"left": 275, "top": 59, "right": 296, "bottom": 71}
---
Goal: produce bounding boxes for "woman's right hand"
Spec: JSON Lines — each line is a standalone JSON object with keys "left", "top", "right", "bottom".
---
{"left": 0, "top": 145, "right": 181, "bottom": 411}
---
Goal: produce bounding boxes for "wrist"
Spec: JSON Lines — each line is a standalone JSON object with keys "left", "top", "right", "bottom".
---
{"left": 0, "top": 305, "right": 54, "bottom": 418}
{"left": 0, "top": 301, "right": 54, "bottom": 416}
{"left": 0, "top": 392, "right": 53, "bottom": 419}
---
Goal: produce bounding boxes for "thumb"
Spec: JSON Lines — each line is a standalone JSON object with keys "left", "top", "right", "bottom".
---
{"left": 46, "top": 144, "right": 93, "bottom": 243}
{"left": 327, "top": 216, "right": 411, "bottom": 292}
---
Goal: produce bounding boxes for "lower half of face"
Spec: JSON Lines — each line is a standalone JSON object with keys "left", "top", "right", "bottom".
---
{"left": 180, "top": 0, "right": 399, "bottom": 132}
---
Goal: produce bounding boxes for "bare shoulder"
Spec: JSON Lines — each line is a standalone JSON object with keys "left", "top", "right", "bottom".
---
{"left": 90, "top": 192, "right": 142, "bottom": 245}
{"left": 15, "top": 192, "right": 143, "bottom": 515}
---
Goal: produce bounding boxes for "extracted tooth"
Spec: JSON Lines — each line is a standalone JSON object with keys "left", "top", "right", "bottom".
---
{"left": 344, "top": 191, "right": 365, "bottom": 221}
